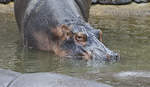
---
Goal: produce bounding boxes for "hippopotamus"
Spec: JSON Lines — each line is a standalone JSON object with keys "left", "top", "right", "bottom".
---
{"left": 0, "top": 69, "right": 112, "bottom": 87}
{"left": 14, "top": 0, "right": 119, "bottom": 62}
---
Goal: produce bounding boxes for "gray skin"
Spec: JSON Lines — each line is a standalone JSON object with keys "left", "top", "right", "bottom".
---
{"left": 0, "top": 69, "right": 21, "bottom": 87}
{"left": 14, "top": 0, "right": 119, "bottom": 62}
{"left": 0, "top": 69, "right": 113, "bottom": 87}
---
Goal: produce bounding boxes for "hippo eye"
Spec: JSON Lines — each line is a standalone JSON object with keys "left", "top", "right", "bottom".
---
{"left": 74, "top": 32, "right": 87, "bottom": 43}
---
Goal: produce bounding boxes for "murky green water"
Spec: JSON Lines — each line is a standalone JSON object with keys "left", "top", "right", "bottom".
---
{"left": 0, "top": 11, "right": 150, "bottom": 86}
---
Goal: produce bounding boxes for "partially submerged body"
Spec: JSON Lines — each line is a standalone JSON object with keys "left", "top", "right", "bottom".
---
{"left": 14, "top": 0, "right": 119, "bottom": 62}
{"left": 0, "top": 69, "right": 112, "bottom": 87}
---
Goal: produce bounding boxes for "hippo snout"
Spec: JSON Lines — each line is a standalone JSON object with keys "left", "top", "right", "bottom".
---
{"left": 90, "top": 51, "right": 120, "bottom": 62}
{"left": 106, "top": 53, "right": 120, "bottom": 62}
{"left": 83, "top": 43, "right": 120, "bottom": 62}
{"left": 78, "top": 46, "right": 120, "bottom": 62}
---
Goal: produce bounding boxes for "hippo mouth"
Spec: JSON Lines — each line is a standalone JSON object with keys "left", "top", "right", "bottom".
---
{"left": 64, "top": 47, "right": 120, "bottom": 63}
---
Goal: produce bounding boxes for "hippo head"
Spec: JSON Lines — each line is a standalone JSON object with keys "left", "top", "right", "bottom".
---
{"left": 52, "top": 19, "right": 119, "bottom": 63}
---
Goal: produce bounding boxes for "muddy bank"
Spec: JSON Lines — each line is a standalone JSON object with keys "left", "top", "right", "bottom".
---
{"left": 90, "top": 3, "right": 150, "bottom": 17}
{"left": 0, "top": 2, "right": 150, "bottom": 17}
{"left": 0, "top": 2, "right": 13, "bottom": 14}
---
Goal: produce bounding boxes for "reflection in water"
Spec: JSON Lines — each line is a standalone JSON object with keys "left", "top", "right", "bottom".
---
{"left": 115, "top": 71, "right": 150, "bottom": 78}
{"left": 0, "top": 8, "right": 150, "bottom": 87}
{"left": 0, "top": 13, "right": 19, "bottom": 70}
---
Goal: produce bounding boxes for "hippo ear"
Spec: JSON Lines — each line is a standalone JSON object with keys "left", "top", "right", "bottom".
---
{"left": 92, "top": 30, "right": 103, "bottom": 42}
{"left": 60, "top": 24, "right": 71, "bottom": 31}
{"left": 99, "top": 31, "right": 103, "bottom": 42}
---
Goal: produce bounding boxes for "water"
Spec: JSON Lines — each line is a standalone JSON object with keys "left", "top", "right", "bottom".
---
{"left": 0, "top": 4, "right": 150, "bottom": 87}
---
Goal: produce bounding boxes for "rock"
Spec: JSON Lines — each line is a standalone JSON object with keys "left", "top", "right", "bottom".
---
{"left": 92, "top": 0, "right": 98, "bottom": 4}
{"left": 0, "top": 0, "right": 12, "bottom": 4}
{"left": 92, "top": 0, "right": 150, "bottom": 4}
{"left": 98, "top": 0, "right": 132, "bottom": 5}
{"left": 134, "top": 0, "right": 150, "bottom": 3}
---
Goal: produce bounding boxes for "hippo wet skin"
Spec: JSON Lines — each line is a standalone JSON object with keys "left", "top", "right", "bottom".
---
{"left": 0, "top": 69, "right": 113, "bottom": 87}
{"left": 14, "top": 0, "right": 119, "bottom": 61}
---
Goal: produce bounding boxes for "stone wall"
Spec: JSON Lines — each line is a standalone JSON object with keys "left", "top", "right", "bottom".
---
{"left": 92, "top": 0, "right": 150, "bottom": 4}
{"left": 90, "top": 3, "right": 150, "bottom": 17}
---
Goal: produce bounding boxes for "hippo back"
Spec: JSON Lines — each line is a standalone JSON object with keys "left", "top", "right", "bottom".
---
{"left": 14, "top": 0, "right": 92, "bottom": 30}
{"left": 9, "top": 73, "right": 112, "bottom": 87}
{"left": 0, "top": 69, "right": 21, "bottom": 87}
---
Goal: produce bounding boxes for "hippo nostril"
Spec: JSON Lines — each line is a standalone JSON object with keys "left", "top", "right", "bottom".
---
{"left": 106, "top": 53, "right": 120, "bottom": 62}
{"left": 114, "top": 53, "right": 120, "bottom": 61}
